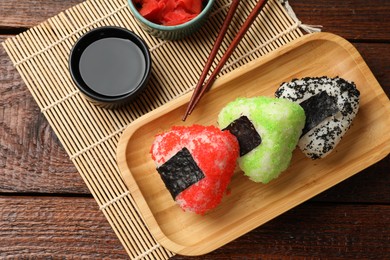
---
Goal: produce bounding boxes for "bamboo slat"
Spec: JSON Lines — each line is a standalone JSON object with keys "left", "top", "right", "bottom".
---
{"left": 1, "top": 0, "right": 306, "bottom": 258}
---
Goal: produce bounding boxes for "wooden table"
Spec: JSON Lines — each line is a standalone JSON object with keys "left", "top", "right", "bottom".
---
{"left": 1, "top": 0, "right": 389, "bottom": 258}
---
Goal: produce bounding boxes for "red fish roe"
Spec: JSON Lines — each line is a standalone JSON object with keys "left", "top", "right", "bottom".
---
{"left": 151, "top": 125, "right": 239, "bottom": 214}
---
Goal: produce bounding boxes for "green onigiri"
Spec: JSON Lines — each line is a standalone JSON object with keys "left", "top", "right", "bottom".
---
{"left": 218, "top": 96, "right": 305, "bottom": 183}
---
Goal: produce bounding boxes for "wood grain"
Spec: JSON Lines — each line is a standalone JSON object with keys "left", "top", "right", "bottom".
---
{"left": 2, "top": 0, "right": 304, "bottom": 258}
{"left": 173, "top": 203, "right": 390, "bottom": 259}
{"left": 117, "top": 33, "right": 390, "bottom": 255}
{"left": 0, "top": 0, "right": 84, "bottom": 29}
{"left": 311, "top": 156, "right": 390, "bottom": 203}
{"left": 0, "top": 36, "right": 86, "bottom": 194}
{"left": 0, "top": 0, "right": 389, "bottom": 258}
{"left": 1, "top": 38, "right": 388, "bottom": 196}
{"left": 291, "top": 0, "right": 390, "bottom": 41}
{"left": 0, "top": 197, "right": 388, "bottom": 259}
{"left": 0, "top": 196, "right": 128, "bottom": 258}
{"left": 1, "top": 0, "right": 389, "bottom": 41}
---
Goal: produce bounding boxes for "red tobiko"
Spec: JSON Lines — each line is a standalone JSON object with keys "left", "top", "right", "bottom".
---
{"left": 134, "top": 0, "right": 205, "bottom": 26}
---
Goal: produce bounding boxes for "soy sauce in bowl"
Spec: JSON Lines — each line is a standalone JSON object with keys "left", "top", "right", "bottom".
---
{"left": 69, "top": 26, "right": 151, "bottom": 109}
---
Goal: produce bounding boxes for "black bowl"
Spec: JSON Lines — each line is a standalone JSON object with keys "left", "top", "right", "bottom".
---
{"left": 69, "top": 26, "right": 152, "bottom": 109}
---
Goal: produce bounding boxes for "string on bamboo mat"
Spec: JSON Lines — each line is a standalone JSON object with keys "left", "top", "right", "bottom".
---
{"left": 1, "top": 0, "right": 314, "bottom": 258}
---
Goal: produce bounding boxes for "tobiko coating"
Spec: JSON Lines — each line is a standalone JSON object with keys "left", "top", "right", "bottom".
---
{"left": 133, "top": 0, "right": 206, "bottom": 26}
{"left": 151, "top": 125, "right": 239, "bottom": 214}
{"left": 218, "top": 96, "right": 306, "bottom": 184}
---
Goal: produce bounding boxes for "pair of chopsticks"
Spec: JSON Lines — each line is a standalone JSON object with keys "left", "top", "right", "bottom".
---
{"left": 182, "top": 0, "right": 268, "bottom": 121}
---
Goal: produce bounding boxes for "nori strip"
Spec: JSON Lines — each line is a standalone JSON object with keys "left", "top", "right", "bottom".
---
{"left": 299, "top": 91, "right": 339, "bottom": 136}
{"left": 223, "top": 116, "right": 262, "bottom": 156}
{"left": 157, "top": 147, "right": 205, "bottom": 199}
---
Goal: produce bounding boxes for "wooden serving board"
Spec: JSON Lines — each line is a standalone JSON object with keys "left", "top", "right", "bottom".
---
{"left": 116, "top": 32, "right": 390, "bottom": 256}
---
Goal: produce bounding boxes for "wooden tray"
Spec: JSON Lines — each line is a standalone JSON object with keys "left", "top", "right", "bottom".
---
{"left": 116, "top": 32, "right": 390, "bottom": 256}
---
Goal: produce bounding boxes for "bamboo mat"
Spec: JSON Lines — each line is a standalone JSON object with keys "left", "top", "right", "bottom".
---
{"left": 2, "top": 0, "right": 312, "bottom": 258}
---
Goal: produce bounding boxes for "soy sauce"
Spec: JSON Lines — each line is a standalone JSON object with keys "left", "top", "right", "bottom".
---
{"left": 79, "top": 37, "right": 146, "bottom": 97}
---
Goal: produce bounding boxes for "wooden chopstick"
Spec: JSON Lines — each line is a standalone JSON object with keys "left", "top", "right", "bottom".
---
{"left": 182, "top": 0, "right": 240, "bottom": 121}
{"left": 182, "top": 0, "right": 268, "bottom": 121}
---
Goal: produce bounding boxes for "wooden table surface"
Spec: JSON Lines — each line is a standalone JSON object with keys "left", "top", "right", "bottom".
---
{"left": 1, "top": 0, "right": 389, "bottom": 258}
